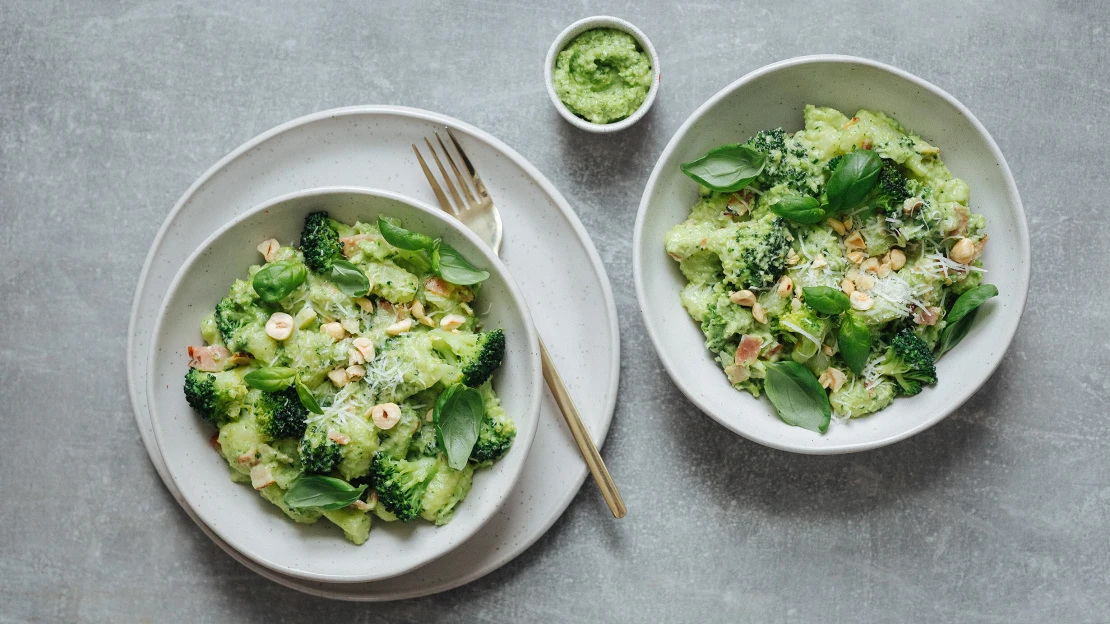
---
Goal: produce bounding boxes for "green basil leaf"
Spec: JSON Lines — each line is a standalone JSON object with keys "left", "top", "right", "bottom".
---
{"left": 378, "top": 216, "right": 436, "bottom": 252}
{"left": 764, "top": 361, "right": 831, "bottom": 433}
{"left": 329, "top": 259, "right": 371, "bottom": 297}
{"left": 243, "top": 366, "right": 297, "bottom": 392}
{"left": 252, "top": 260, "right": 307, "bottom": 303}
{"left": 825, "top": 149, "right": 882, "bottom": 214}
{"left": 769, "top": 195, "right": 825, "bottom": 224}
{"left": 946, "top": 284, "right": 998, "bottom": 325}
{"left": 434, "top": 383, "right": 486, "bottom": 470}
{"left": 295, "top": 379, "right": 324, "bottom": 415}
{"left": 283, "top": 476, "right": 367, "bottom": 510}
{"left": 837, "top": 313, "right": 871, "bottom": 375}
{"left": 935, "top": 307, "right": 977, "bottom": 358}
{"left": 432, "top": 243, "right": 489, "bottom": 286}
{"left": 680, "top": 144, "right": 767, "bottom": 193}
{"left": 803, "top": 286, "right": 851, "bottom": 315}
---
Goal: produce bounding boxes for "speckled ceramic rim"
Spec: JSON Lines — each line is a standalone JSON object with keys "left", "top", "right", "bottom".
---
{"left": 633, "top": 54, "right": 1032, "bottom": 454}
{"left": 544, "top": 15, "right": 661, "bottom": 133}
{"left": 147, "top": 186, "right": 543, "bottom": 583}
{"left": 126, "top": 105, "right": 621, "bottom": 600}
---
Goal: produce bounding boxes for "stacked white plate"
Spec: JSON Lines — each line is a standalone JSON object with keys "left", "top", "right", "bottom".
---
{"left": 127, "top": 107, "right": 620, "bottom": 600}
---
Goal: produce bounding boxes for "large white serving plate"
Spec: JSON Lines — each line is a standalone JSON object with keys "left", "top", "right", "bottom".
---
{"left": 127, "top": 106, "right": 620, "bottom": 599}
{"left": 634, "top": 56, "right": 1030, "bottom": 454}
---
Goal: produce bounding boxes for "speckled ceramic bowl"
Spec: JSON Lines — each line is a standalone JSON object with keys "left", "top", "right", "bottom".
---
{"left": 634, "top": 55, "right": 1030, "bottom": 454}
{"left": 148, "top": 187, "right": 541, "bottom": 582}
{"left": 544, "top": 16, "right": 661, "bottom": 133}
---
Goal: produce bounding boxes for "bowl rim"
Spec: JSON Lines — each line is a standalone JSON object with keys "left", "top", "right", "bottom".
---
{"left": 147, "top": 185, "right": 543, "bottom": 581}
{"left": 632, "top": 54, "right": 1031, "bottom": 454}
{"left": 543, "top": 15, "right": 661, "bottom": 133}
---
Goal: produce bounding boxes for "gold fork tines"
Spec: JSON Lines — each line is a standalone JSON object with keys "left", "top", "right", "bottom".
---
{"left": 412, "top": 129, "right": 504, "bottom": 255}
{"left": 444, "top": 128, "right": 490, "bottom": 203}
{"left": 436, "top": 133, "right": 476, "bottom": 207}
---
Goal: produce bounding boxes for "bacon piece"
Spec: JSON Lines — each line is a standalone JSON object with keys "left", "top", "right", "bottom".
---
{"left": 424, "top": 276, "right": 452, "bottom": 297}
{"left": 735, "top": 335, "right": 762, "bottom": 366}
{"left": 424, "top": 276, "right": 474, "bottom": 302}
{"left": 187, "top": 345, "right": 232, "bottom": 372}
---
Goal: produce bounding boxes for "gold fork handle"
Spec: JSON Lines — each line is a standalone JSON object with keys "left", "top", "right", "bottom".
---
{"left": 538, "top": 336, "right": 627, "bottom": 519}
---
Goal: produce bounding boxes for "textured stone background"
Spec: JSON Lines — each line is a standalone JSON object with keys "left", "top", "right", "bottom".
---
{"left": 2, "top": 1, "right": 1107, "bottom": 622}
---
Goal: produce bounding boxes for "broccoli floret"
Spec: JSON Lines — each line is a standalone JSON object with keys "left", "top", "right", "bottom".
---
{"left": 431, "top": 328, "right": 506, "bottom": 387}
{"left": 299, "top": 423, "right": 341, "bottom": 474}
{"left": 214, "top": 289, "right": 265, "bottom": 347}
{"left": 461, "top": 329, "right": 505, "bottom": 387}
{"left": 470, "top": 390, "right": 516, "bottom": 464}
{"left": 300, "top": 211, "right": 344, "bottom": 273}
{"left": 715, "top": 214, "right": 791, "bottom": 290}
{"left": 873, "top": 160, "right": 911, "bottom": 217}
{"left": 184, "top": 368, "right": 249, "bottom": 425}
{"left": 874, "top": 328, "right": 938, "bottom": 396}
{"left": 213, "top": 280, "right": 278, "bottom": 360}
{"left": 255, "top": 388, "right": 308, "bottom": 440}
{"left": 699, "top": 307, "right": 732, "bottom": 353}
{"left": 746, "top": 128, "right": 814, "bottom": 193}
{"left": 748, "top": 127, "right": 787, "bottom": 155}
{"left": 369, "top": 453, "right": 439, "bottom": 521}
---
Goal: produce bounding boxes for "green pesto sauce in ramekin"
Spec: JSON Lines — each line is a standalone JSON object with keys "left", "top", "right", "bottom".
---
{"left": 553, "top": 28, "right": 653, "bottom": 124}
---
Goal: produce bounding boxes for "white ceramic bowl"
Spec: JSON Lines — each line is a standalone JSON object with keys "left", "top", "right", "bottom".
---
{"left": 544, "top": 15, "right": 661, "bottom": 133}
{"left": 148, "top": 187, "right": 542, "bottom": 582}
{"left": 633, "top": 55, "right": 1030, "bottom": 454}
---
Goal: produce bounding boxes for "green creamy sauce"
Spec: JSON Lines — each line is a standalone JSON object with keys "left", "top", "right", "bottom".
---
{"left": 553, "top": 28, "right": 652, "bottom": 124}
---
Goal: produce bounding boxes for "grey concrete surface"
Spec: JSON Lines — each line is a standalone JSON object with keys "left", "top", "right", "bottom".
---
{"left": 1, "top": 1, "right": 1107, "bottom": 622}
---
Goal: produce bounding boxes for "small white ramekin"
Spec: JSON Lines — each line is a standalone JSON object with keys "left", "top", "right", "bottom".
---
{"left": 544, "top": 16, "right": 660, "bottom": 133}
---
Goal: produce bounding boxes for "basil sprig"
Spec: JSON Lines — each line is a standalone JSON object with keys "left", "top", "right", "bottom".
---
{"left": 935, "top": 284, "right": 998, "bottom": 358}
{"left": 283, "top": 476, "right": 367, "bottom": 510}
{"left": 946, "top": 284, "right": 998, "bottom": 326}
{"left": 764, "top": 361, "right": 831, "bottom": 433}
{"left": 769, "top": 195, "right": 825, "bottom": 224}
{"left": 243, "top": 366, "right": 323, "bottom": 414}
{"left": 253, "top": 260, "right": 307, "bottom": 303}
{"left": 243, "top": 366, "right": 296, "bottom": 392}
{"left": 378, "top": 217, "right": 437, "bottom": 251}
{"left": 329, "top": 259, "right": 371, "bottom": 297}
{"left": 825, "top": 149, "right": 882, "bottom": 214}
{"left": 680, "top": 144, "right": 766, "bottom": 193}
{"left": 837, "top": 313, "right": 871, "bottom": 375}
{"left": 803, "top": 286, "right": 851, "bottom": 315}
{"left": 432, "top": 243, "right": 489, "bottom": 286}
{"left": 434, "top": 383, "right": 487, "bottom": 469}
{"left": 377, "top": 216, "right": 489, "bottom": 286}
{"left": 295, "top": 379, "right": 324, "bottom": 415}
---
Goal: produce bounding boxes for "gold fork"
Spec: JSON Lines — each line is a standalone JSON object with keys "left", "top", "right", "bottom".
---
{"left": 413, "top": 128, "right": 626, "bottom": 519}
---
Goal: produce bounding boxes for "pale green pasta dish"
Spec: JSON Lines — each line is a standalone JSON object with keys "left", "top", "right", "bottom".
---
{"left": 665, "top": 105, "right": 998, "bottom": 433}
{"left": 183, "top": 212, "right": 514, "bottom": 544}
